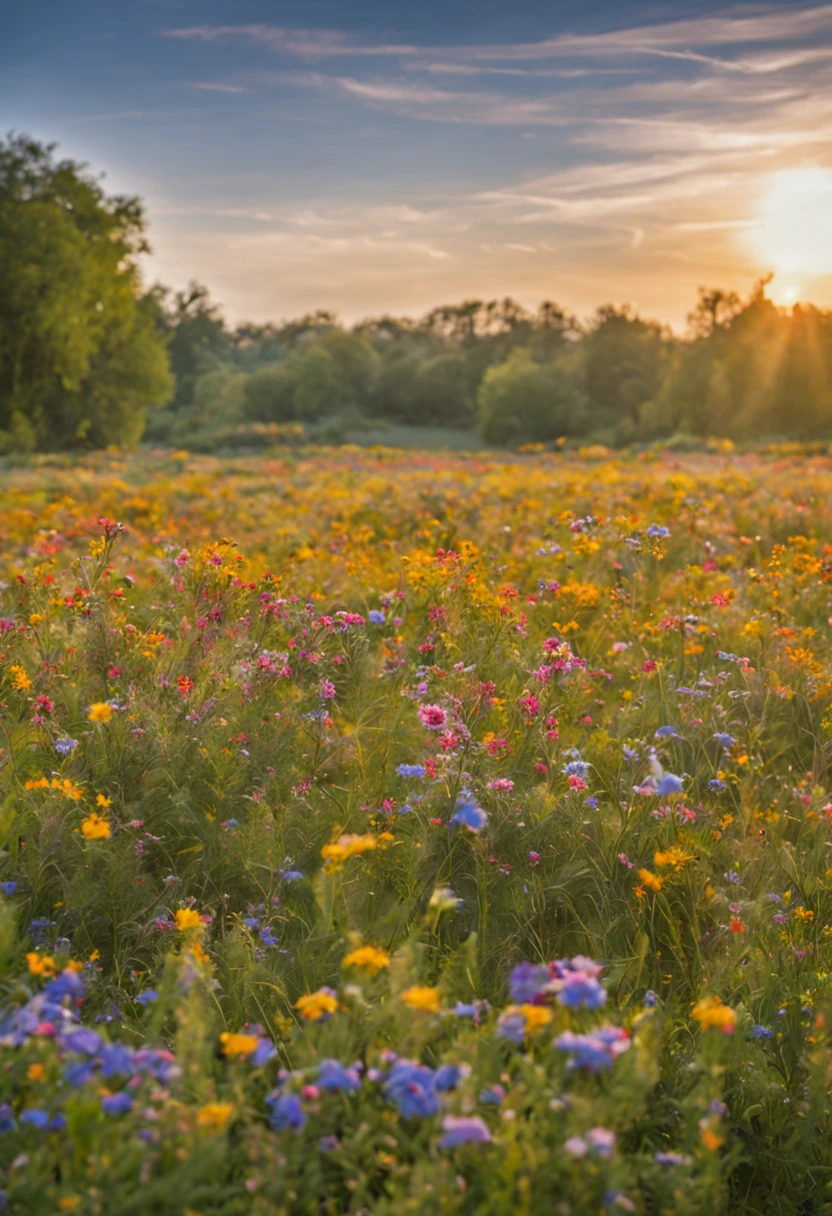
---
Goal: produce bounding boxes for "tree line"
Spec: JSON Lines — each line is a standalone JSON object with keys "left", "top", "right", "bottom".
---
{"left": 3, "top": 134, "right": 832, "bottom": 453}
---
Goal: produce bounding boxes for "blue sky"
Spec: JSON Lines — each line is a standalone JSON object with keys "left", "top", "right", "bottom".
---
{"left": 5, "top": 0, "right": 832, "bottom": 326}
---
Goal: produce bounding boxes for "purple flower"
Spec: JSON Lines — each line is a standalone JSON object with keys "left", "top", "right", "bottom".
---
{"left": 439, "top": 1115, "right": 492, "bottom": 1147}
{"left": 101, "top": 1092, "right": 133, "bottom": 1116}
{"left": 434, "top": 1064, "right": 464, "bottom": 1092}
{"left": 369, "top": 610, "right": 386, "bottom": 625}
{"left": 281, "top": 871, "right": 304, "bottom": 883}
{"left": 656, "top": 1151, "right": 692, "bottom": 1166}
{"left": 553, "top": 1026, "right": 631, "bottom": 1072}
{"left": 252, "top": 1038, "right": 278, "bottom": 1067}
{"left": 20, "top": 1109, "right": 50, "bottom": 1129}
{"left": 55, "top": 737, "right": 79, "bottom": 755}
{"left": 135, "top": 990, "right": 158, "bottom": 1006}
{"left": 509, "top": 962, "right": 550, "bottom": 1003}
{"left": 643, "top": 990, "right": 658, "bottom": 1008}
{"left": 656, "top": 773, "right": 683, "bottom": 797}
{"left": 646, "top": 524, "right": 670, "bottom": 539}
{"left": 99, "top": 1045, "right": 134, "bottom": 1077}
{"left": 550, "top": 957, "right": 607, "bottom": 1010}
{"left": 397, "top": 764, "right": 426, "bottom": 780}
{"left": 0, "top": 882, "right": 17, "bottom": 896}
{"left": 751, "top": 1025, "right": 772, "bottom": 1038}
{"left": 713, "top": 733, "right": 734, "bottom": 749}
{"left": 655, "top": 726, "right": 681, "bottom": 738}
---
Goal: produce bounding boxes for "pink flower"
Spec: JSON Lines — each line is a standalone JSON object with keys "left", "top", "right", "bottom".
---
{"left": 488, "top": 778, "right": 515, "bottom": 792}
{"left": 617, "top": 853, "right": 634, "bottom": 869}
{"left": 528, "top": 851, "right": 540, "bottom": 867}
{"left": 418, "top": 704, "right": 447, "bottom": 730}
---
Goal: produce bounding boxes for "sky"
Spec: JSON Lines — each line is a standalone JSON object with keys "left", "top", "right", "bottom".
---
{"left": 5, "top": 0, "right": 832, "bottom": 329}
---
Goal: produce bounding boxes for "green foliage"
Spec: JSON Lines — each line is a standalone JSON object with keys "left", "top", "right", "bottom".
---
{"left": 0, "top": 135, "right": 173, "bottom": 449}
{"left": 478, "top": 348, "right": 587, "bottom": 445}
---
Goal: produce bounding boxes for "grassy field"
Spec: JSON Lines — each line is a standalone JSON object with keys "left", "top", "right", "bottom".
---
{"left": 1, "top": 446, "right": 832, "bottom": 1214}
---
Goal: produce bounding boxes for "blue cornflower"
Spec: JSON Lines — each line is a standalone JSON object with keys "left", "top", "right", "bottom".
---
{"left": 562, "top": 759, "right": 590, "bottom": 779}
{"left": 396, "top": 763, "right": 426, "bottom": 780}
{"left": 449, "top": 799, "right": 488, "bottom": 834}
{"left": 55, "top": 737, "right": 79, "bottom": 755}
{"left": 368, "top": 610, "right": 386, "bottom": 624}
{"left": 0, "top": 1104, "right": 16, "bottom": 1134}
{"left": 751, "top": 1025, "right": 773, "bottom": 1039}
{"left": 646, "top": 524, "right": 670, "bottom": 538}
{"left": 0, "top": 882, "right": 17, "bottom": 896}
{"left": 20, "top": 1109, "right": 50, "bottom": 1129}
{"left": 267, "top": 1091, "right": 306, "bottom": 1132}
{"left": 318, "top": 1058, "right": 361, "bottom": 1092}
{"left": 643, "top": 990, "right": 658, "bottom": 1008}
{"left": 656, "top": 773, "right": 683, "bottom": 797}
{"left": 713, "top": 733, "right": 735, "bottom": 749}
{"left": 709, "top": 778, "right": 726, "bottom": 791}
{"left": 135, "top": 990, "right": 158, "bottom": 1006}
{"left": 434, "top": 1064, "right": 464, "bottom": 1092}
{"left": 655, "top": 725, "right": 681, "bottom": 739}
{"left": 281, "top": 871, "right": 304, "bottom": 882}
{"left": 243, "top": 917, "right": 260, "bottom": 930}
{"left": 62, "top": 1029, "right": 102, "bottom": 1056}
{"left": 384, "top": 1060, "right": 439, "bottom": 1118}
{"left": 101, "top": 1093, "right": 133, "bottom": 1116}
{"left": 252, "top": 1038, "right": 278, "bottom": 1067}
{"left": 99, "top": 1045, "right": 134, "bottom": 1076}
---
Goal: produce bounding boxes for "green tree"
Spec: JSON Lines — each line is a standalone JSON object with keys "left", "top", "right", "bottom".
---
{"left": 477, "top": 348, "right": 587, "bottom": 446}
{"left": 0, "top": 134, "right": 172, "bottom": 449}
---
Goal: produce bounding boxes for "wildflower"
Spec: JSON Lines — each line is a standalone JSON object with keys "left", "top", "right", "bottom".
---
{"left": 396, "top": 763, "right": 426, "bottom": 780}
{"left": 509, "top": 962, "right": 550, "bottom": 1003}
{"left": 384, "top": 1060, "right": 439, "bottom": 1117}
{"left": 713, "top": 733, "right": 734, "bottom": 749}
{"left": 656, "top": 773, "right": 683, "bottom": 797}
{"left": 646, "top": 524, "right": 670, "bottom": 538}
{"left": 318, "top": 1058, "right": 361, "bottom": 1091}
{"left": 220, "top": 1032, "right": 260, "bottom": 1056}
{"left": 88, "top": 702, "right": 114, "bottom": 723}
{"left": 101, "top": 1092, "right": 133, "bottom": 1116}
{"left": 638, "top": 869, "right": 663, "bottom": 893}
{"left": 655, "top": 1151, "right": 692, "bottom": 1166}
{"left": 655, "top": 725, "right": 681, "bottom": 738}
{"left": 751, "top": 1024, "right": 773, "bottom": 1038}
{"left": 553, "top": 1026, "right": 631, "bottom": 1071}
{"left": 55, "top": 737, "right": 78, "bottom": 755}
{"left": 321, "top": 832, "right": 378, "bottom": 871}
{"left": 618, "top": 853, "right": 633, "bottom": 869}
{"left": 0, "top": 882, "right": 17, "bottom": 896}
{"left": 281, "top": 869, "right": 304, "bottom": 882}
{"left": 528, "top": 851, "right": 540, "bottom": 867}
{"left": 644, "top": 990, "right": 658, "bottom": 1007}
{"left": 692, "top": 996, "right": 736, "bottom": 1033}
{"left": 267, "top": 1092, "right": 306, "bottom": 1132}
{"left": 196, "top": 1102, "right": 234, "bottom": 1130}
{"left": 449, "top": 798, "right": 488, "bottom": 833}
{"left": 368, "top": 610, "right": 386, "bottom": 624}
{"left": 294, "top": 987, "right": 339, "bottom": 1022}
{"left": 440, "top": 1115, "right": 492, "bottom": 1147}
{"left": 175, "top": 908, "right": 202, "bottom": 932}
{"left": 418, "top": 704, "right": 447, "bottom": 730}
{"left": 550, "top": 957, "right": 608, "bottom": 1009}
{"left": 27, "top": 952, "right": 56, "bottom": 977}
{"left": 401, "top": 986, "right": 441, "bottom": 1013}
{"left": 81, "top": 813, "right": 111, "bottom": 841}
{"left": 343, "top": 945, "right": 390, "bottom": 975}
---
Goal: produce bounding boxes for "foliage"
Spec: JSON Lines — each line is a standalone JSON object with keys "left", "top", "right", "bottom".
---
{"left": 0, "top": 135, "right": 172, "bottom": 450}
{"left": 1, "top": 448, "right": 832, "bottom": 1211}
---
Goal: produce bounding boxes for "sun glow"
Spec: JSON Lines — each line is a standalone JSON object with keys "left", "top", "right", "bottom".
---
{"left": 750, "top": 168, "right": 832, "bottom": 277}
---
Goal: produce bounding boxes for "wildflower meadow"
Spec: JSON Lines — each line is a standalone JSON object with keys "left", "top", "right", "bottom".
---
{"left": 2, "top": 445, "right": 832, "bottom": 1215}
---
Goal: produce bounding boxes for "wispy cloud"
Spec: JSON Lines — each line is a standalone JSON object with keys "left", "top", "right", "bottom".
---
{"left": 190, "top": 82, "right": 251, "bottom": 94}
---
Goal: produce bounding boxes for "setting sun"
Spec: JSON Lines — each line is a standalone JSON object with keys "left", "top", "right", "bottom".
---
{"left": 751, "top": 168, "right": 832, "bottom": 276}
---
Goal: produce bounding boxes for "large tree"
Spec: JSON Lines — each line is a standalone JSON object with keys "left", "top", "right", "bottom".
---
{"left": 0, "top": 134, "right": 172, "bottom": 449}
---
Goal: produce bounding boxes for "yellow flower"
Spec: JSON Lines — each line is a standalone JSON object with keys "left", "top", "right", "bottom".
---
{"left": 692, "top": 996, "right": 736, "bottom": 1033}
{"left": 321, "top": 832, "right": 378, "bottom": 872}
{"left": 654, "top": 847, "right": 695, "bottom": 872}
{"left": 81, "top": 812, "right": 111, "bottom": 840}
{"left": 219, "top": 1032, "right": 259, "bottom": 1056}
{"left": 196, "top": 1102, "right": 234, "bottom": 1131}
{"left": 89, "top": 949, "right": 101, "bottom": 962}
{"left": 57, "top": 1199, "right": 82, "bottom": 1212}
{"left": 96, "top": 794, "right": 112, "bottom": 808}
{"left": 400, "top": 985, "right": 441, "bottom": 1013}
{"left": 29, "top": 613, "right": 43, "bottom": 627}
{"left": 27, "top": 952, "right": 56, "bottom": 977}
{"left": 88, "top": 702, "right": 114, "bottom": 723}
{"left": 27, "top": 1063, "right": 44, "bottom": 1081}
{"left": 637, "top": 868, "right": 663, "bottom": 892}
{"left": 9, "top": 664, "right": 31, "bottom": 691}
{"left": 500, "top": 1003, "right": 553, "bottom": 1037}
{"left": 294, "top": 988, "right": 339, "bottom": 1021}
{"left": 189, "top": 940, "right": 213, "bottom": 967}
{"left": 175, "top": 907, "right": 203, "bottom": 932}
{"left": 343, "top": 945, "right": 390, "bottom": 975}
